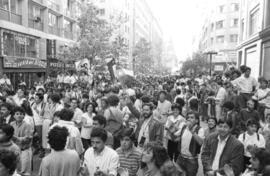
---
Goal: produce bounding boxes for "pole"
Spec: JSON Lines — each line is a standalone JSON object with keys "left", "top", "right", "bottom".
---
{"left": 209, "top": 54, "right": 212, "bottom": 76}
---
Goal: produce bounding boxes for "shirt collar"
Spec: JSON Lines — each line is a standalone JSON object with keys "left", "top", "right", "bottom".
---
{"left": 58, "top": 120, "right": 75, "bottom": 126}
{"left": 94, "top": 146, "right": 107, "bottom": 156}
{"left": 218, "top": 135, "right": 230, "bottom": 143}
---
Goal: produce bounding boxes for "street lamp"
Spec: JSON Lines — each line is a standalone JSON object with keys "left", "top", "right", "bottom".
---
{"left": 205, "top": 51, "right": 218, "bottom": 76}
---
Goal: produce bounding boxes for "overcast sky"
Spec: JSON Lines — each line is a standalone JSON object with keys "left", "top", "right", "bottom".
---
{"left": 147, "top": 0, "right": 205, "bottom": 62}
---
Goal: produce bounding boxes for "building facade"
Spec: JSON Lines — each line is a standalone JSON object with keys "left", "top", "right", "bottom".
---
{"left": 237, "top": 0, "right": 270, "bottom": 78}
{"left": 199, "top": 0, "right": 240, "bottom": 72}
{"left": 0, "top": 0, "right": 79, "bottom": 87}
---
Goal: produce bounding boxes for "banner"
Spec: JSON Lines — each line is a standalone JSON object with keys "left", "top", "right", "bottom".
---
{"left": 3, "top": 57, "right": 46, "bottom": 69}
{"left": 75, "top": 58, "right": 90, "bottom": 72}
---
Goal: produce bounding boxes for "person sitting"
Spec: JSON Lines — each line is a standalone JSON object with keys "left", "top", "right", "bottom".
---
{"left": 39, "top": 126, "right": 80, "bottom": 176}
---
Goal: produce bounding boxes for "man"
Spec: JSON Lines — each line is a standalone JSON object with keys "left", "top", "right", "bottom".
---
{"left": 0, "top": 149, "right": 19, "bottom": 176}
{"left": 239, "top": 99, "right": 260, "bottom": 133}
{"left": 10, "top": 107, "right": 33, "bottom": 176}
{"left": 136, "top": 103, "right": 164, "bottom": 147}
{"left": 0, "top": 103, "right": 14, "bottom": 125}
{"left": 174, "top": 112, "right": 204, "bottom": 176}
{"left": 157, "top": 91, "right": 172, "bottom": 124}
{"left": 31, "top": 93, "right": 45, "bottom": 156}
{"left": 232, "top": 67, "right": 258, "bottom": 109}
{"left": 93, "top": 115, "right": 114, "bottom": 148}
{"left": 222, "top": 101, "right": 240, "bottom": 137}
{"left": 39, "top": 126, "right": 80, "bottom": 176}
{"left": 50, "top": 108, "right": 84, "bottom": 156}
{"left": 201, "top": 119, "right": 244, "bottom": 176}
{"left": 116, "top": 128, "right": 141, "bottom": 176}
{"left": 83, "top": 127, "right": 119, "bottom": 176}
{"left": 215, "top": 81, "right": 227, "bottom": 120}
{"left": 0, "top": 74, "right": 11, "bottom": 86}
{"left": 70, "top": 98, "right": 83, "bottom": 129}
{"left": 204, "top": 117, "right": 217, "bottom": 138}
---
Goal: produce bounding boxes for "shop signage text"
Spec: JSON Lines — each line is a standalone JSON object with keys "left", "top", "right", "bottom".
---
{"left": 3, "top": 57, "right": 47, "bottom": 69}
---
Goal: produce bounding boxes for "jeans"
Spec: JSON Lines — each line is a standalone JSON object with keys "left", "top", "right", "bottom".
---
{"left": 177, "top": 155, "right": 198, "bottom": 176}
{"left": 167, "top": 140, "right": 179, "bottom": 162}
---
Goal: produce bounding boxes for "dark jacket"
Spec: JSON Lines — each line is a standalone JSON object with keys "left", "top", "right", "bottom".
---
{"left": 135, "top": 117, "right": 164, "bottom": 145}
{"left": 201, "top": 133, "right": 244, "bottom": 176}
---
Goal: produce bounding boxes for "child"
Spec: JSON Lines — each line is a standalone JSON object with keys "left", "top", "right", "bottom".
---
{"left": 238, "top": 119, "right": 265, "bottom": 170}
{"left": 10, "top": 106, "right": 33, "bottom": 176}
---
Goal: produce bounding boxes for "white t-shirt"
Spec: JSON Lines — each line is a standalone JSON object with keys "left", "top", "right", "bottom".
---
{"left": 238, "top": 132, "right": 266, "bottom": 157}
{"left": 231, "top": 75, "right": 258, "bottom": 93}
{"left": 81, "top": 112, "right": 95, "bottom": 139}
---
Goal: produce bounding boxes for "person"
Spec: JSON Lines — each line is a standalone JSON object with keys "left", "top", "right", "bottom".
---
{"left": 215, "top": 81, "right": 227, "bottom": 120}
{"left": 204, "top": 117, "right": 217, "bottom": 138}
{"left": 0, "top": 149, "right": 20, "bottom": 176}
{"left": 222, "top": 101, "right": 240, "bottom": 137}
{"left": 239, "top": 99, "right": 260, "bottom": 133}
{"left": 201, "top": 118, "right": 244, "bottom": 176}
{"left": 231, "top": 67, "right": 258, "bottom": 109}
{"left": 39, "top": 126, "right": 80, "bottom": 176}
{"left": 0, "top": 103, "right": 14, "bottom": 125}
{"left": 156, "top": 91, "right": 172, "bottom": 124}
{"left": 164, "top": 103, "right": 185, "bottom": 162}
{"left": 10, "top": 106, "right": 33, "bottom": 176}
{"left": 136, "top": 103, "right": 164, "bottom": 148}
{"left": 70, "top": 98, "right": 84, "bottom": 130}
{"left": 137, "top": 142, "right": 170, "bottom": 176}
{"left": 81, "top": 102, "right": 95, "bottom": 150}
{"left": 174, "top": 111, "right": 204, "bottom": 176}
{"left": 238, "top": 119, "right": 265, "bottom": 169}
{"left": 50, "top": 108, "right": 84, "bottom": 156}
{"left": 82, "top": 127, "right": 119, "bottom": 176}
{"left": 12, "top": 88, "right": 26, "bottom": 107}
{"left": 116, "top": 128, "right": 141, "bottom": 176}
{"left": 104, "top": 95, "right": 123, "bottom": 149}
{"left": 259, "top": 113, "right": 270, "bottom": 152}
{"left": 92, "top": 115, "right": 114, "bottom": 148}
{"left": 160, "top": 161, "right": 184, "bottom": 176}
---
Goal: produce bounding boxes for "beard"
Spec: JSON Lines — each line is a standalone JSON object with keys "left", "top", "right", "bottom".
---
{"left": 143, "top": 112, "right": 152, "bottom": 119}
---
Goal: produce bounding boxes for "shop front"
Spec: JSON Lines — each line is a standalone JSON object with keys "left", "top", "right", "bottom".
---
{"left": 0, "top": 29, "right": 46, "bottom": 88}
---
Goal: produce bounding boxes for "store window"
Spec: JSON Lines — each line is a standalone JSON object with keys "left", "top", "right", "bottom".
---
{"left": 27, "top": 38, "right": 38, "bottom": 58}
{"left": 0, "top": 0, "right": 9, "bottom": 10}
{"left": 250, "top": 8, "right": 260, "bottom": 36}
{"left": 3, "top": 32, "right": 14, "bottom": 56}
{"left": 15, "top": 35, "right": 26, "bottom": 57}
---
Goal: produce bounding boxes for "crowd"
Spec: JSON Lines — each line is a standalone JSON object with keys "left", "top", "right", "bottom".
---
{"left": 0, "top": 65, "right": 270, "bottom": 176}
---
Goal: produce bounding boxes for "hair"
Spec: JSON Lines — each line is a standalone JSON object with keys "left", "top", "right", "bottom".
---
{"left": 82, "top": 93, "right": 89, "bottom": 99}
{"left": 208, "top": 117, "right": 217, "bottom": 124}
{"left": 53, "top": 111, "right": 61, "bottom": 117}
{"left": 160, "top": 161, "right": 184, "bottom": 176}
{"left": 175, "top": 97, "right": 185, "bottom": 107}
{"left": 246, "top": 119, "right": 260, "bottom": 128}
{"left": 0, "top": 96, "right": 6, "bottom": 103}
{"left": 159, "top": 90, "right": 167, "bottom": 97}
{"left": 143, "top": 142, "right": 170, "bottom": 169}
{"left": 0, "top": 149, "right": 18, "bottom": 175}
{"left": 37, "top": 88, "right": 45, "bottom": 94}
{"left": 0, "top": 124, "right": 14, "bottom": 141}
{"left": 239, "top": 65, "right": 247, "bottom": 73}
{"left": 35, "top": 93, "right": 44, "bottom": 101}
{"left": 217, "top": 118, "right": 233, "bottom": 129}
{"left": 21, "top": 100, "right": 33, "bottom": 116}
{"left": 70, "top": 98, "right": 79, "bottom": 104}
{"left": 48, "top": 126, "right": 69, "bottom": 151}
{"left": 171, "top": 103, "right": 182, "bottom": 114}
{"left": 93, "top": 115, "right": 107, "bottom": 127}
{"left": 91, "top": 127, "right": 108, "bottom": 142}
{"left": 252, "top": 148, "right": 270, "bottom": 173}
{"left": 13, "top": 106, "right": 25, "bottom": 115}
{"left": 59, "top": 108, "right": 74, "bottom": 121}
{"left": 0, "top": 103, "right": 12, "bottom": 112}
{"left": 49, "top": 93, "right": 61, "bottom": 104}
{"left": 141, "top": 95, "right": 151, "bottom": 103}
{"left": 175, "top": 89, "right": 181, "bottom": 95}
{"left": 189, "top": 98, "right": 198, "bottom": 111}
{"left": 83, "top": 102, "right": 96, "bottom": 113}
{"left": 222, "top": 101, "right": 235, "bottom": 111}
{"left": 107, "top": 95, "right": 120, "bottom": 107}
{"left": 119, "top": 128, "right": 136, "bottom": 143}
{"left": 142, "top": 102, "right": 154, "bottom": 111}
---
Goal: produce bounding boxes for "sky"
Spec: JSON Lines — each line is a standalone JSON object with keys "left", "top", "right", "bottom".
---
{"left": 147, "top": 0, "right": 205, "bottom": 62}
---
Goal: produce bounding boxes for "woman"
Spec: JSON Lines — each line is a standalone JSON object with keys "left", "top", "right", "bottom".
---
{"left": 164, "top": 103, "right": 185, "bottom": 162}
{"left": 42, "top": 94, "right": 63, "bottom": 149}
{"left": 81, "top": 102, "right": 96, "bottom": 150}
{"left": 138, "top": 142, "right": 170, "bottom": 176}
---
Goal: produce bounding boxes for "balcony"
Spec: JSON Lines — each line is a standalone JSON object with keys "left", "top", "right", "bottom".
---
{"left": 0, "top": 8, "right": 22, "bottom": 25}
{"left": 47, "top": 0, "right": 60, "bottom": 12}
{"left": 65, "top": 10, "right": 76, "bottom": 19}
{"left": 49, "top": 26, "right": 61, "bottom": 36}
{"left": 64, "top": 30, "right": 73, "bottom": 40}
{"left": 28, "top": 18, "right": 44, "bottom": 31}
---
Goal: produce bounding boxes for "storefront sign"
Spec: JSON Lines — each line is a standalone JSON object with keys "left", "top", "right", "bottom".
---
{"left": 3, "top": 57, "right": 47, "bottom": 69}
{"left": 214, "top": 65, "right": 224, "bottom": 71}
{"left": 48, "top": 60, "right": 75, "bottom": 69}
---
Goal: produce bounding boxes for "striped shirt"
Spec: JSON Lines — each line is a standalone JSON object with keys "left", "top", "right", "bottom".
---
{"left": 116, "top": 146, "right": 142, "bottom": 176}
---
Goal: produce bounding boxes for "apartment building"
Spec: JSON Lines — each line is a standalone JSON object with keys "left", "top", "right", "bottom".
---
{"left": 199, "top": 0, "right": 240, "bottom": 72}
{"left": 0, "top": 0, "right": 79, "bottom": 87}
{"left": 237, "top": 0, "right": 270, "bottom": 78}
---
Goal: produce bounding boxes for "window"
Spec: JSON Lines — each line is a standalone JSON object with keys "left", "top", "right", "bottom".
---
{"left": 250, "top": 8, "right": 260, "bottom": 35}
{"left": 48, "top": 13, "right": 57, "bottom": 26}
{"left": 29, "top": 4, "right": 41, "bottom": 19}
{"left": 99, "top": 8, "right": 105, "bottom": 15}
{"left": 219, "top": 5, "right": 224, "bottom": 13}
{"left": 211, "top": 23, "right": 214, "bottom": 31}
{"left": 210, "top": 38, "right": 214, "bottom": 45}
{"left": 231, "top": 3, "right": 239, "bottom": 12}
{"left": 216, "top": 35, "right": 225, "bottom": 43}
{"left": 64, "top": 19, "right": 72, "bottom": 31}
{"left": 3, "top": 32, "right": 14, "bottom": 56}
{"left": 216, "top": 20, "right": 224, "bottom": 29}
{"left": 0, "top": 0, "right": 16, "bottom": 12}
{"left": 230, "top": 18, "right": 239, "bottom": 27}
{"left": 230, "top": 34, "right": 238, "bottom": 42}
{"left": 15, "top": 35, "right": 26, "bottom": 57}
{"left": 26, "top": 38, "right": 38, "bottom": 58}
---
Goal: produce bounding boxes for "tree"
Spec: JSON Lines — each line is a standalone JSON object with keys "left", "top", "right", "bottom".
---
{"left": 133, "top": 38, "right": 153, "bottom": 75}
{"left": 181, "top": 51, "right": 209, "bottom": 76}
